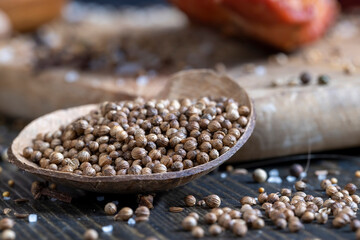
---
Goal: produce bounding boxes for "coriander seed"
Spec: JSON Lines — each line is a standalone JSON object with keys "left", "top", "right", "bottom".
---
{"left": 114, "top": 207, "right": 133, "bottom": 221}
{"left": 204, "top": 212, "right": 217, "bottom": 224}
{"left": 184, "top": 195, "right": 196, "bottom": 207}
{"left": 252, "top": 218, "right": 264, "bottom": 229}
{"left": 240, "top": 196, "right": 256, "bottom": 206}
{"left": 104, "top": 202, "right": 117, "bottom": 215}
{"left": 252, "top": 168, "right": 267, "bottom": 183}
{"left": 1, "top": 229, "right": 16, "bottom": 240}
{"left": 275, "top": 218, "right": 287, "bottom": 229}
{"left": 182, "top": 216, "right": 197, "bottom": 231}
{"left": 258, "top": 187, "right": 265, "bottom": 193}
{"left": 191, "top": 226, "right": 204, "bottom": 238}
{"left": 301, "top": 211, "right": 314, "bottom": 223}
{"left": 355, "top": 170, "right": 360, "bottom": 178}
{"left": 0, "top": 218, "right": 15, "bottom": 230}
{"left": 135, "top": 206, "right": 150, "bottom": 218}
{"left": 321, "top": 179, "right": 332, "bottom": 190}
{"left": 83, "top": 229, "right": 98, "bottom": 240}
{"left": 351, "top": 219, "right": 360, "bottom": 231}
{"left": 205, "top": 195, "right": 221, "bottom": 208}
{"left": 209, "top": 224, "right": 222, "bottom": 236}
{"left": 331, "top": 177, "right": 338, "bottom": 184}
{"left": 233, "top": 222, "right": 247, "bottom": 237}
{"left": 267, "top": 193, "right": 279, "bottom": 203}
{"left": 280, "top": 188, "right": 291, "bottom": 197}
{"left": 345, "top": 183, "right": 357, "bottom": 195}
{"left": 188, "top": 212, "right": 200, "bottom": 221}
{"left": 295, "top": 181, "right": 307, "bottom": 191}
{"left": 2, "top": 191, "right": 10, "bottom": 198}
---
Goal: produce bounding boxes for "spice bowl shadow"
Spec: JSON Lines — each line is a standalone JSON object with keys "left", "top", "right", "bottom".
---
{"left": 8, "top": 69, "right": 255, "bottom": 193}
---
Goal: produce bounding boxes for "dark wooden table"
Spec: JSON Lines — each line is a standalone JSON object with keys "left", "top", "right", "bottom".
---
{"left": 1, "top": 118, "right": 360, "bottom": 240}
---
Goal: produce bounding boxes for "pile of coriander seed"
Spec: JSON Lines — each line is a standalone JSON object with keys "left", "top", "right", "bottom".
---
{"left": 22, "top": 97, "right": 250, "bottom": 176}
{"left": 180, "top": 179, "right": 360, "bottom": 239}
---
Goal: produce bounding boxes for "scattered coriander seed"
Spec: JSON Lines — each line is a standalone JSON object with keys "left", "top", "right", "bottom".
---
{"left": 205, "top": 195, "right": 221, "bottom": 208}
{"left": 252, "top": 168, "right": 267, "bottom": 183}
{"left": 7, "top": 180, "right": 14, "bottom": 187}
{"left": 301, "top": 211, "right": 314, "bottom": 223}
{"left": 295, "top": 181, "right": 307, "bottom": 191}
{"left": 351, "top": 219, "right": 360, "bottom": 231}
{"left": 204, "top": 212, "right": 217, "bottom": 224}
{"left": 189, "top": 212, "right": 200, "bottom": 221}
{"left": 258, "top": 187, "right": 265, "bottom": 193}
{"left": 321, "top": 179, "right": 332, "bottom": 190}
{"left": 333, "top": 217, "right": 346, "bottom": 228}
{"left": 182, "top": 216, "right": 197, "bottom": 231}
{"left": 209, "top": 224, "right": 222, "bottom": 236}
{"left": 258, "top": 193, "right": 268, "bottom": 204}
{"left": 280, "top": 188, "right": 292, "bottom": 197}
{"left": 233, "top": 222, "right": 247, "bottom": 237}
{"left": 0, "top": 218, "right": 15, "bottom": 230}
{"left": 184, "top": 195, "right": 196, "bottom": 207}
{"left": 226, "top": 165, "right": 234, "bottom": 172}
{"left": 290, "top": 164, "right": 303, "bottom": 178}
{"left": 1, "top": 229, "right": 16, "bottom": 240}
{"left": 135, "top": 206, "right": 150, "bottom": 218}
{"left": 275, "top": 218, "right": 287, "bottom": 229}
{"left": 326, "top": 185, "right": 338, "bottom": 196}
{"left": 169, "top": 207, "right": 184, "bottom": 213}
{"left": 2, "top": 191, "right": 10, "bottom": 198}
{"left": 3, "top": 208, "right": 11, "bottom": 215}
{"left": 114, "top": 207, "right": 133, "bottom": 221}
{"left": 355, "top": 171, "right": 360, "bottom": 178}
{"left": 289, "top": 219, "right": 304, "bottom": 232}
{"left": 352, "top": 195, "right": 360, "bottom": 204}
{"left": 318, "top": 74, "right": 330, "bottom": 85}
{"left": 240, "top": 196, "right": 256, "bottom": 206}
{"left": 331, "top": 177, "right": 338, "bottom": 184}
{"left": 104, "top": 202, "right": 117, "bottom": 215}
{"left": 83, "top": 229, "right": 98, "bottom": 240}
{"left": 316, "top": 212, "right": 328, "bottom": 224}
{"left": 345, "top": 183, "right": 357, "bottom": 195}
{"left": 357, "top": 228, "right": 360, "bottom": 240}
{"left": 191, "top": 226, "right": 204, "bottom": 238}
{"left": 267, "top": 193, "right": 279, "bottom": 203}
{"left": 300, "top": 72, "right": 312, "bottom": 85}
{"left": 252, "top": 218, "right": 264, "bottom": 229}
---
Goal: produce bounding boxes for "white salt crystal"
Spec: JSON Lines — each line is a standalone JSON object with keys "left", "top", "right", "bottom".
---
{"left": 300, "top": 172, "right": 307, "bottom": 178}
{"left": 3, "top": 197, "right": 10, "bottom": 201}
{"left": 65, "top": 71, "right": 79, "bottom": 83}
{"left": 267, "top": 176, "right": 282, "bottom": 184}
{"left": 0, "top": 47, "right": 13, "bottom": 63}
{"left": 102, "top": 225, "right": 113, "bottom": 233}
{"left": 255, "top": 65, "right": 266, "bottom": 76}
{"left": 269, "top": 169, "right": 279, "bottom": 177}
{"left": 286, "top": 175, "right": 297, "bottom": 182}
{"left": 28, "top": 214, "right": 37, "bottom": 223}
{"left": 136, "top": 75, "right": 149, "bottom": 86}
{"left": 317, "top": 174, "right": 327, "bottom": 181}
{"left": 220, "top": 173, "right": 227, "bottom": 179}
{"left": 128, "top": 218, "right": 136, "bottom": 226}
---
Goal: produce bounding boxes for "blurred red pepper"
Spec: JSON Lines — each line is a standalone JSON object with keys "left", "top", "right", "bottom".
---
{"left": 170, "top": 0, "right": 338, "bottom": 51}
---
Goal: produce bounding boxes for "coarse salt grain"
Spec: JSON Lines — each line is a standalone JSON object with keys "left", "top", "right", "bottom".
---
{"left": 286, "top": 175, "right": 297, "bottom": 182}
{"left": 300, "top": 172, "right": 307, "bottom": 178}
{"left": 102, "top": 225, "right": 113, "bottom": 233}
{"left": 267, "top": 176, "right": 282, "bottom": 184}
{"left": 128, "top": 218, "right": 136, "bottom": 226}
{"left": 269, "top": 169, "right": 279, "bottom": 177}
{"left": 3, "top": 197, "right": 10, "bottom": 201}
{"left": 65, "top": 71, "right": 79, "bottom": 83}
{"left": 220, "top": 173, "right": 227, "bottom": 179}
{"left": 254, "top": 66, "right": 266, "bottom": 76}
{"left": 28, "top": 214, "right": 37, "bottom": 223}
{"left": 136, "top": 75, "right": 149, "bottom": 86}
